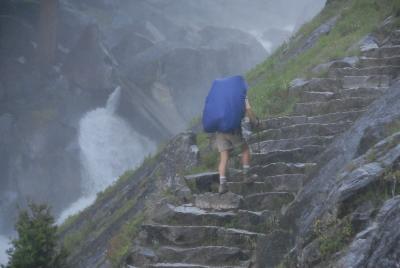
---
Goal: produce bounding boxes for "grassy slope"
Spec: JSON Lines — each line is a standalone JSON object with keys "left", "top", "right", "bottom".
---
{"left": 246, "top": 0, "right": 400, "bottom": 117}
{"left": 58, "top": 1, "right": 400, "bottom": 266}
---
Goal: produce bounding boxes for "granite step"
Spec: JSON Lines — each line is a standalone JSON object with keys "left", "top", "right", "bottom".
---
{"left": 389, "top": 30, "right": 400, "bottom": 45}
{"left": 260, "top": 110, "right": 363, "bottom": 130}
{"left": 358, "top": 56, "right": 400, "bottom": 68}
{"left": 158, "top": 204, "right": 274, "bottom": 232}
{"left": 294, "top": 87, "right": 384, "bottom": 109}
{"left": 238, "top": 162, "right": 317, "bottom": 178}
{"left": 362, "top": 45, "right": 400, "bottom": 58}
{"left": 194, "top": 192, "right": 243, "bottom": 210}
{"left": 228, "top": 174, "right": 306, "bottom": 194}
{"left": 148, "top": 263, "right": 247, "bottom": 268}
{"left": 226, "top": 182, "right": 272, "bottom": 195}
{"left": 289, "top": 78, "right": 342, "bottom": 93}
{"left": 251, "top": 145, "right": 324, "bottom": 165}
{"left": 242, "top": 192, "right": 295, "bottom": 212}
{"left": 155, "top": 245, "right": 250, "bottom": 266}
{"left": 329, "top": 66, "right": 400, "bottom": 78}
{"left": 341, "top": 75, "right": 391, "bottom": 89}
{"left": 249, "top": 122, "right": 350, "bottom": 143}
{"left": 292, "top": 97, "right": 375, "bottom": 116}
{"left": 336, "top": 87, "right": 387, "bottom": 99}
{"left": 249, "top": 135, "right": 334, "bottom": 154}
{"left": 184, "top": 172, "right": 219, "bottom": 193}
{"left": 140, "top": 224, "right": 265, "bottom": 250}
{"left": 297, "top": 91, "right": 335, "bottom": 102}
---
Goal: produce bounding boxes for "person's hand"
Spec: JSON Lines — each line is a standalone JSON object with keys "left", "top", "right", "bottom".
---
{"left": 250, "top": 116, "right": 261, "bottom": 130}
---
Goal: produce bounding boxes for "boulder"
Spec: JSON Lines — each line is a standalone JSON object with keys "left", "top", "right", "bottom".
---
{"left": 311, "top": 57, "right": 359, "bottom": 75}
{"left": 349, "top": 34, "right": 379, "bottom": 53}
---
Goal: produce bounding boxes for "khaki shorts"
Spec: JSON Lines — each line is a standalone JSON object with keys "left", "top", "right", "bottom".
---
{"left": 215, "top": 131, "right": 245, "bottom": 152}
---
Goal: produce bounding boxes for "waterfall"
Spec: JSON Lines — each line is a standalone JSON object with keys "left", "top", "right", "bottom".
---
{"left": 57, "top": 87, "right": 156, "bottom": 224}
{"left": 249, "top": 30, "right": 273, "bottom": 53}
{"left": 0, "top": 235, "right": 9, "bottom": 265}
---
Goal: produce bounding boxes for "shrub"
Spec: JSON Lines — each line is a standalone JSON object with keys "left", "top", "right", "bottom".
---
{"left": 3, "top": 202, "right": 68, "bottom": 268}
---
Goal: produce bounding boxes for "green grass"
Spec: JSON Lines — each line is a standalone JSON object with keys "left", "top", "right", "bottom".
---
{"left": 106, "top": 213, "right": 145, "bottom": 268}
{"left": 185, "top": 132, "right": 219, "bottom": 175}
{"left": 246, "top": 0, "right": 400, "bottom": 118}
{"left": 314, "top": 217, "right": 354, "bottom": 260}
{"left": 96, "top": 169, "right": 137, "bottom": 202}
{"left": 62, "top": 218, "right": 96, "bottom": 253}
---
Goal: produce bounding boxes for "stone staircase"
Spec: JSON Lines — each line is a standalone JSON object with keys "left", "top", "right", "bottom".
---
{"left": 126, "top": 33, "right": 400, "bottom": 268}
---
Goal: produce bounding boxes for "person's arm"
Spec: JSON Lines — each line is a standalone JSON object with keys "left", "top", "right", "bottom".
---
{"left": 245, "top": 98, "right": 259, "bottom": 126}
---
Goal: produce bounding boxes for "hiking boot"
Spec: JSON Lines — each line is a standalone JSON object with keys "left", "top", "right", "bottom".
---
{"left": 218, "top": 183, "right": 229, "bottom": 194}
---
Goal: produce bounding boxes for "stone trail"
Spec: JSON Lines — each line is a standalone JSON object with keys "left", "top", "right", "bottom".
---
{"left": 126, "top": 31, "right": 400, "bottom": 268}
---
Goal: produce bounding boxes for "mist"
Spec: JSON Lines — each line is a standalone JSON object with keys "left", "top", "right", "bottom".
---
{"left": 0, "top": 0, "right": 325, "bottom": 264}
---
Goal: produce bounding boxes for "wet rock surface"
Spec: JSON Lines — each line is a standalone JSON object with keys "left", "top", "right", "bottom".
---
{"left": 126, "top": 24, "right": 400, "bottom": 268}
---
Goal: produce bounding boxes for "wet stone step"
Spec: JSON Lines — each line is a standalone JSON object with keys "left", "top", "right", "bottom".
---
{"left": 127, "top": 246, "right": 157, "bottom": 267}
{"left": 306, "top": 110, "right": 364, "bottom": 124}
{"left": 289, "top": 78, "right": 342, "bottom": 93}
{"left": 336, "top": 87, "right": 387, "bottom": 99}
{"left": 251, "top": 145, "right": 324, "bottom": 165}
{"left": 263, "top": 174, "right": 306, "bottom": 192}
{"left": 245, "top": 162, "right": 317, "bottom": 178}
{"left": 140, "top": 224, "right": 265, "bottom": 250}
{"left": 228, "top": 174, "right": 305, "bottom": 194}
{"left": 248, "top": 122, "right": 350, "bottom": 143}
{"left": 159, "top": 204, "right": 236, "bottom": 225}
{"left": 260, "top": 115, "right": 308, "bottom": 130}
{"left": 297, "top": 91, "right": 335, "bottom": 102}
{"left": 362, "top": 45, "right": 400, "bottom": 58}
{"left": 292, "top": 97, "right": 375, "bottom": 116}
{"left": 358, "top": 55, "right": 400, "bottom": 68}
{"left": 260, "top": 110, "right": 363, "bottom": 130}
{"left": 148, "top": 263, "right": 247, "bottom": 268}
{"left": 184, "top": 172, "right": 219, "bottom": 193}
{"left": 194, "top": 192, "right": 243, "bottom": 210}
{"left": 227, "top": 182, "right": 271, "bottom": 195}
{"left": 329, "top": 66, "right": 400, "bottom": 78}
{"left": 341, "top": 75, "right": 391, "bottom": 89}
{"left": 242, "top": 192, "right": 295, "bottom": 212}
{"left": 249, "top": 135, "right": 334, "bottom": 154}
{"left": 158, "top": 204, "right": 274, "bottom": 232}
{"left": 155, "top": 245, "right": 250, "bottom": 266}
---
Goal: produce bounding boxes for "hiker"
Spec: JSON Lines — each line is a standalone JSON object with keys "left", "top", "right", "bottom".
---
{"left": 202, "top": 75, "right": 259, "bottom": 194}
{"left": 216, "top": 96, "right": 259, "bottom": 194}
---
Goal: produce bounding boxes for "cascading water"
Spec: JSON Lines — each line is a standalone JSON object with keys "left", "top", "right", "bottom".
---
{"left": 57, "top": 87, "right": 156, "bottom": 224}
{"left": 0, "top": 235, "right": 9, "bottom": 265}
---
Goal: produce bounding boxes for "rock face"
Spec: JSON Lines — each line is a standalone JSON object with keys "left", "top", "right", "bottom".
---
{"left": 125, "top": 21, "right": 400, "bottom": 268}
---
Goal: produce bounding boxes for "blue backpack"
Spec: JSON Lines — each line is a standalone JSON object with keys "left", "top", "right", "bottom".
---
{"left": 202, "top": 75, "right": 248, "bottom": 133}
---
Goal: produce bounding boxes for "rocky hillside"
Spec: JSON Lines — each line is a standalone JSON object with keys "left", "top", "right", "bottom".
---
{"left": 57, "top": 0, "right": 400, "bottom": 267}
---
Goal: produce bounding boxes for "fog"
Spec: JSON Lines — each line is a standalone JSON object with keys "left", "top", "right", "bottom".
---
{"left": 0, "top": 0, "right": 326, "bottom": 264}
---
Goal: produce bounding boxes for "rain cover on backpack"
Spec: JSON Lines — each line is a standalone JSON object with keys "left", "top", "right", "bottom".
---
{"left": 202, "top": 75, "right": 248, "bottom": 133}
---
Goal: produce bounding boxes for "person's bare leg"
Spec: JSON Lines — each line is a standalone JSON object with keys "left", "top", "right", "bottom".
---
{"left": 242, "top": 144, "right": 256, "bottom": 183}
{"left": 241, "top": 144, "right": 250, "bottom": 167}
{"left": 219, "top": 150, "right": 229, "bottom": 180}
{"left": 218, "top": 150, "right": 229, "bottom": 193}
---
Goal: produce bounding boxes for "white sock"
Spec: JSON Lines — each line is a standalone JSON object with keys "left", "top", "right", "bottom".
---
{"left": 220, "top": 176, "right": 227, "bottom": 184}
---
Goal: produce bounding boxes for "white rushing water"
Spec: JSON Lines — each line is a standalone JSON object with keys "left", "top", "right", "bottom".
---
{"left": 0, "top": 235, "right": 9, "bottom": 265}
{"left": 250, "top": 30, "right": 273, "bottom": 53}
{"left": 57, "top": 87, "right": 156, "bottom": 224}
